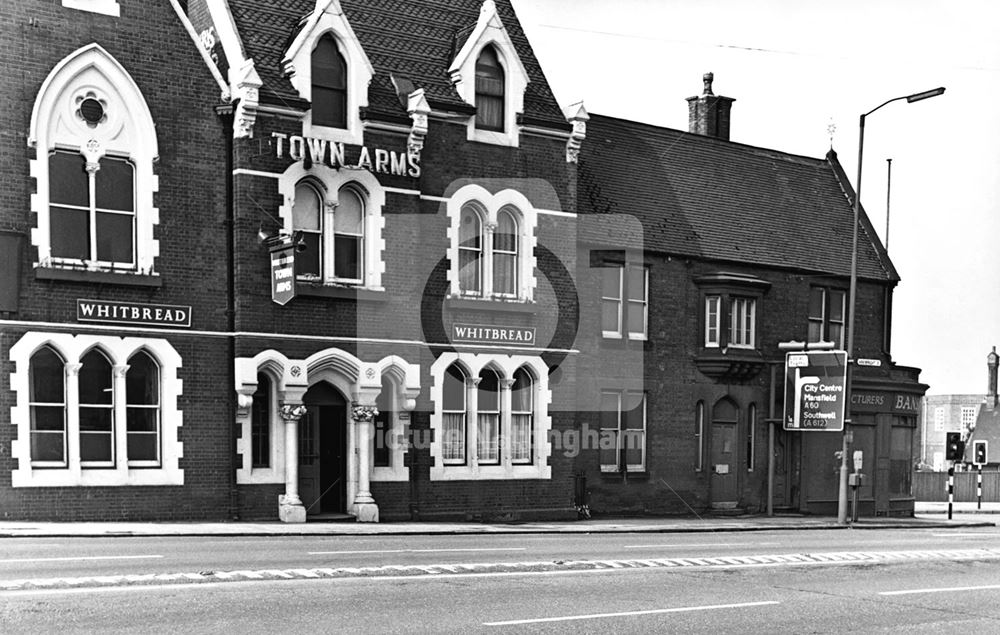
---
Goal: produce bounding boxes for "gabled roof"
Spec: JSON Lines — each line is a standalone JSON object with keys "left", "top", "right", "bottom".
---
{"left": 225, "top": 0, "right": 565, "bottom": 126}
{"left": 967, "top": 404, "right": 1000, "bottom": 464}
{"left": 579, "top": 114, "right": 898, "bottom": 282}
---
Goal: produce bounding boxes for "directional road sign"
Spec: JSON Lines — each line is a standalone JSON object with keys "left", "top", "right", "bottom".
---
{"left": 783, "top": 350, "right": 848, "bottom": 431}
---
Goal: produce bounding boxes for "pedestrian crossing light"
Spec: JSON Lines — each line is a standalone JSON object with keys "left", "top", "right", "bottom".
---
{"left": 945, "top": 432, "right": 964, "bottom": 462}
{"left": 974, "top": 441, "right": 988, "bottom": 466}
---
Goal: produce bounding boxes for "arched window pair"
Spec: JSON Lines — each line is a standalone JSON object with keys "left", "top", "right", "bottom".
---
{"left": 441, "top": 364, "right": 534, "bottom": 466}
{"left": 292, "top": 182, "right": 365, "bottom": 283}
{"left": 311, "top": 34, "right": 347, "bottom": 129}
{"left": 458, "top": 204, "right": 519, "bottom": 298}
{"left": 475, "top": 46, "right": 505, "bottom": 132}
{"left": 28, "top": 347, "right": 160, "bottom": 468}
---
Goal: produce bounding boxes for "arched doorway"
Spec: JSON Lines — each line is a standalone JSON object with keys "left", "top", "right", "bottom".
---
{"left": 710, "top": 397, "right": 740, "bottom": 508}
{"left": 299, "top": 381, "right": 348, "bottom": 515}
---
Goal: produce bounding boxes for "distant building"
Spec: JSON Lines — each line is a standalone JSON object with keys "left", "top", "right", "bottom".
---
{"left": 920, "top": 395, "right": 982, "bottom": 471}
{"left": 964, "top": 347, "right": 1000, "bottom": 468}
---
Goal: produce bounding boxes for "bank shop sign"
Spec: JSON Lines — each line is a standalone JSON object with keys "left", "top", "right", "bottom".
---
{"left": 784, "top": 350, "right": 848, "bottom": 431}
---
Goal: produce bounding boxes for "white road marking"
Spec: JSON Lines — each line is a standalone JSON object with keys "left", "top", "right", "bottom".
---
{"left": 930, "top": 533, "right": 995, "bottom": 538}
{"left": 0, "top": 555, "right": 163, "bottom": 564}
{"left": 308, "top": 548, "right": 527, "bottom": 555}
{"left": 483, "top": 601, "right": 781, "bottom": 626}
{"left": 880, "top": 584, "right": 1000, "bottom": 596}
{"left": 623, "top": 542, "right": 778, "bottom": 549}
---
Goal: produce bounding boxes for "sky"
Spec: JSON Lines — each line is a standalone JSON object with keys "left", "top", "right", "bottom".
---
{"left": 511, "top": 0, "right": 1000, "bottom": 396}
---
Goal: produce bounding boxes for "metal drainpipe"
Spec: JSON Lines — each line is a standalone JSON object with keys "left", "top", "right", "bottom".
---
{"left": 217, "top": 104, "right": 239, "bottom": 520}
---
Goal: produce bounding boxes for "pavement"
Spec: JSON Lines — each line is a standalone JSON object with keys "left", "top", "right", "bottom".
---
{"left": 0, "top": 502, "right": 995, "bottom": 538}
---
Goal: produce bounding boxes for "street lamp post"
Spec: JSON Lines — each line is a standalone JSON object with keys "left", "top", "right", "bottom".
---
{"left": 839, "top": 86, "right": 945, "bottom": 525}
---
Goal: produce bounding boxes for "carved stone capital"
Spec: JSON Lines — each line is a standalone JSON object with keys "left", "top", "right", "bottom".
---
{"left": 279, "top": 403, "right": 307, "bottom": 422}
{"left": 499, "top": 378, "right": 516, "bottom": 390}
{"left": 65, "top": 363, "right": 83, "bottom": 378}
{"left": 113, "top": 364, "right": 130, "bottom": 379}
{"left": 352, "top": 404, "right": 379, "bottom": 423}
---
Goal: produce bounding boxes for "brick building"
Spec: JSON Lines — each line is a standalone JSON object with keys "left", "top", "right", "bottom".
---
{"left": 572, "top": 75, "right": 928, "bottom": 517}
{"left": 0, "top": 0, "right": 928, "bottom": 522}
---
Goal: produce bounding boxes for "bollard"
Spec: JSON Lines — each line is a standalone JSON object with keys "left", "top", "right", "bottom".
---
{"left": 948, "top": 465, "right": 954, "bottom": 520}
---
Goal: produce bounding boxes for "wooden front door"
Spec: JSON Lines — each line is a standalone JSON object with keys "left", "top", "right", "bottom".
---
{"left": 710, "top": 399, "right": 739, "bottom": 507}
{"left": 300, "top": 382, "right": 347, "bottom": 515}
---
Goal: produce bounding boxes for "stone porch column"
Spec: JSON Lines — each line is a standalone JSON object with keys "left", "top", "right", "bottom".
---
{"left": 278, "top": 403, "right": 307, "bottom": 523}
{"left": 352, "top": 403, "right": 379, "bottom": 522}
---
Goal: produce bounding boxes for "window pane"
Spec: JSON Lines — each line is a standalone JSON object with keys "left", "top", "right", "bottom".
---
{"left": 32, "top": 405, "right": 65, "bottom": 431}
{"left": 477, "top": 413, "right": 499, "bottom": 463}
{"left": 296, "top": 232, "right": 321, "bottom": 277}
{"left": 475, "top": 47, "right": 505, "bottom": 131}
{"left": 627, "top": 300, "right": 645, "bottom": 335}
{"left": 443, "top": 364, "right": 466, "bottom": 411}
{"left": 333, "top": 235, "right": 361, "bottom": 280}
{"left": 95, "top": 157, "right": 134, "bottom": 211}
{"left": 890, "top": 424, "right": 913, "bottom": 496}
{"left": 624, "top": 394, "right": 645, "bottom": 430}
{"left": 31, "top": 429, "right": 65, "bottom": 462}
{"left": 49, "top": 151, "right": 89, "bottom": 206}
{"left": 79, "top": 351, "right": 112, "bottom": 405}
{"left": 511, "top": 368, "right": 532, "bottom": 411}
{"left": 127, "top": 433, "right": 158, "bottom": 462}
{"left": 96, "top": 211, "right": 134, "bottom": 263}
{"left": 599, "top": 429, "right": 619, "bottom": 469}
{"left": 80, "top": 407, "right": 112, "bottom": 432}
{"left": 126, "top": 352, "right": 159, "bottom": 405}
{"left": 808, "top": 287, "right": 825, "bottom": 319}
{"left": 625, "top": 430, "right": 645, "bottom": 469}
{"left": 336, "top": 190, "right": 364, "bottom": 235}
{"left": 311, "top": 36, "right": 347, "bottom": 128}
{"left": 293, "top": 184, "right": 321, "bottom": 231}
{"left": 127, "top": 407, "right": 158, "bottom": 433}
{"left": 50, "top": 206, "right": 90, "bottom": 259}
{"left": 626, "top": 268, "right": 646, "bottom": 302}
{"left": 828, "top": 324, "right": 843, "bottom": 347}
{"left": 373, "top": 411, "right": 390, "bottom": 468}
{"left": 80, "top": 431, "right": 113, "bottom": 462}
{"left": 30, "top": 348, "right": 65, "bottom": 403}
{"left": 459, "top": 207, "right": 482, "bottom": 248}
{"left": 478, "top": 370, "right": 499, "bottom": 412}
{"left": 602, "top": 299, "right": 620, "bottom": 333}
{"left": 442, "top": 413, "right": 465, "bottom": 462}
{"left": 602, "top": 267, "right": 622, "bottom": 299}
{"left": 493, "top": 253, "right": 516, "bottom": 295}
{"left": 511, "top": 413, "right": 532, "bottom": 463}
{"left": 829, "top": 290, "right": 845, "bottom": 321}
{"left": 459, "top": 249, "right": 481, "bottom": 294}
{"left": 495, "top": 211, "right": 517, "bottom": 251}
{"left": 807, "top": 322, "right": 823, "bottom": 342}
{"left": 251, "top": 374, "right": 270, "bottom": 468}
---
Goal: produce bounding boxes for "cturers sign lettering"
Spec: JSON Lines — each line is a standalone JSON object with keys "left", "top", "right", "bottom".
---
{"left": 783, "top": 350, "right": 848, "bottom": 431}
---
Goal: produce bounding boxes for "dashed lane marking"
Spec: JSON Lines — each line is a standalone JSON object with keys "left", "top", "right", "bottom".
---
{"left": 0, "top": 555, "right": 164, "bottom": 564}
{"left": 2, "top": 548, "right": 999, "bottom": 592}
{"left": 482, "top": 601, "right": 781, "bottom": 626}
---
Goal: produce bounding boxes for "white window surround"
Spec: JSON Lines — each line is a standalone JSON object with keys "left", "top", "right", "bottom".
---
{"left": 429, "top": 352, "right": 551, "bottom": 481}
{"left": 449, "top": 0, "right": 529, "bottom": 147}
{"left": 446, "top": 184, "right": 537, "bottom": 301}
{"left": 62, "top": 0, "right": 120, "bottom": 18}
{"left": 372, "top": 376, "right": 410, "bottom": 482}
{"left": 277, "top": 162, "right": 386, "bottom": 290}
{"left": 282, "top": 0, "right": 374, "bottom": 146}
{"left": 9, "top": 332, "right": 183, "bottom": 487}
{"left": 29, "top": 43, "right": 159, "bottom": 275}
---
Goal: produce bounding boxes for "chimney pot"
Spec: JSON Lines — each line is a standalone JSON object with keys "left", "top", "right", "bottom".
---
{"left": 988, "top": 346, "right": 998, "bottom": 409}
{"left": 686, "top": 72, "right": 735, "bottom": 141}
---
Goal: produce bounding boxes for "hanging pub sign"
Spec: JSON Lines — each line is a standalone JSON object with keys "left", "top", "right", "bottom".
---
{"left": 270, "top": 242, "right": 296, "bottom": 306}
{"left": 77, "top": 299, "right": 191, "bottom": 328}
{"left": 783, "top": 350, "right": 848, "bottom": 431}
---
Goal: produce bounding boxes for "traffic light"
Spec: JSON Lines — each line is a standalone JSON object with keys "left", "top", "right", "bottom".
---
{"left": 974, "top": 441, "right": 988, "bottom": 466}
{"left": 945, "top": 432, "right": 965, "bottom": 462}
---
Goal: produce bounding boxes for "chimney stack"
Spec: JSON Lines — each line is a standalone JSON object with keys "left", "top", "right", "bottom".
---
{"left": 988, "top": 346, "right": 998, "bottom": 410}
{"left": 686, "top": 72, "right": 735, "bottom": 141}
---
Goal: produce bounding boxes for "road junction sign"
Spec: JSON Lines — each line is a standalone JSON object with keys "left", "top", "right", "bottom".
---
{"left": 783, "top": 350, "right": 848, "bottom": 431}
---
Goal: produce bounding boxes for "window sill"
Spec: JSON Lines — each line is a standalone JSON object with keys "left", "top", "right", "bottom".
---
{"left": 296, "top": 284, "right": 388, "bottom": 302}
{"left": 446, "top": 297, "right": 538, "bottom": 315}
{"left": 600, "top": 470, "right": 650, "bottom": 482}
{"left": 35, "top": 266, "right": 162, "bottom": 288}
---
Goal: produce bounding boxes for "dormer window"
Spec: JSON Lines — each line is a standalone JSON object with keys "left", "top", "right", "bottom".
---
{"left": 475, "top": 46, "right": 505, "bottom": 132}
{"left": 311, "top": 35, "right": 347, "bottom": 129}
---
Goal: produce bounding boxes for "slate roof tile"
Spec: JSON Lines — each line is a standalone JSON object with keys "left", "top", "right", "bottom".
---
{"left": 579, "top": 114, "right": 897, "bottom": 281}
